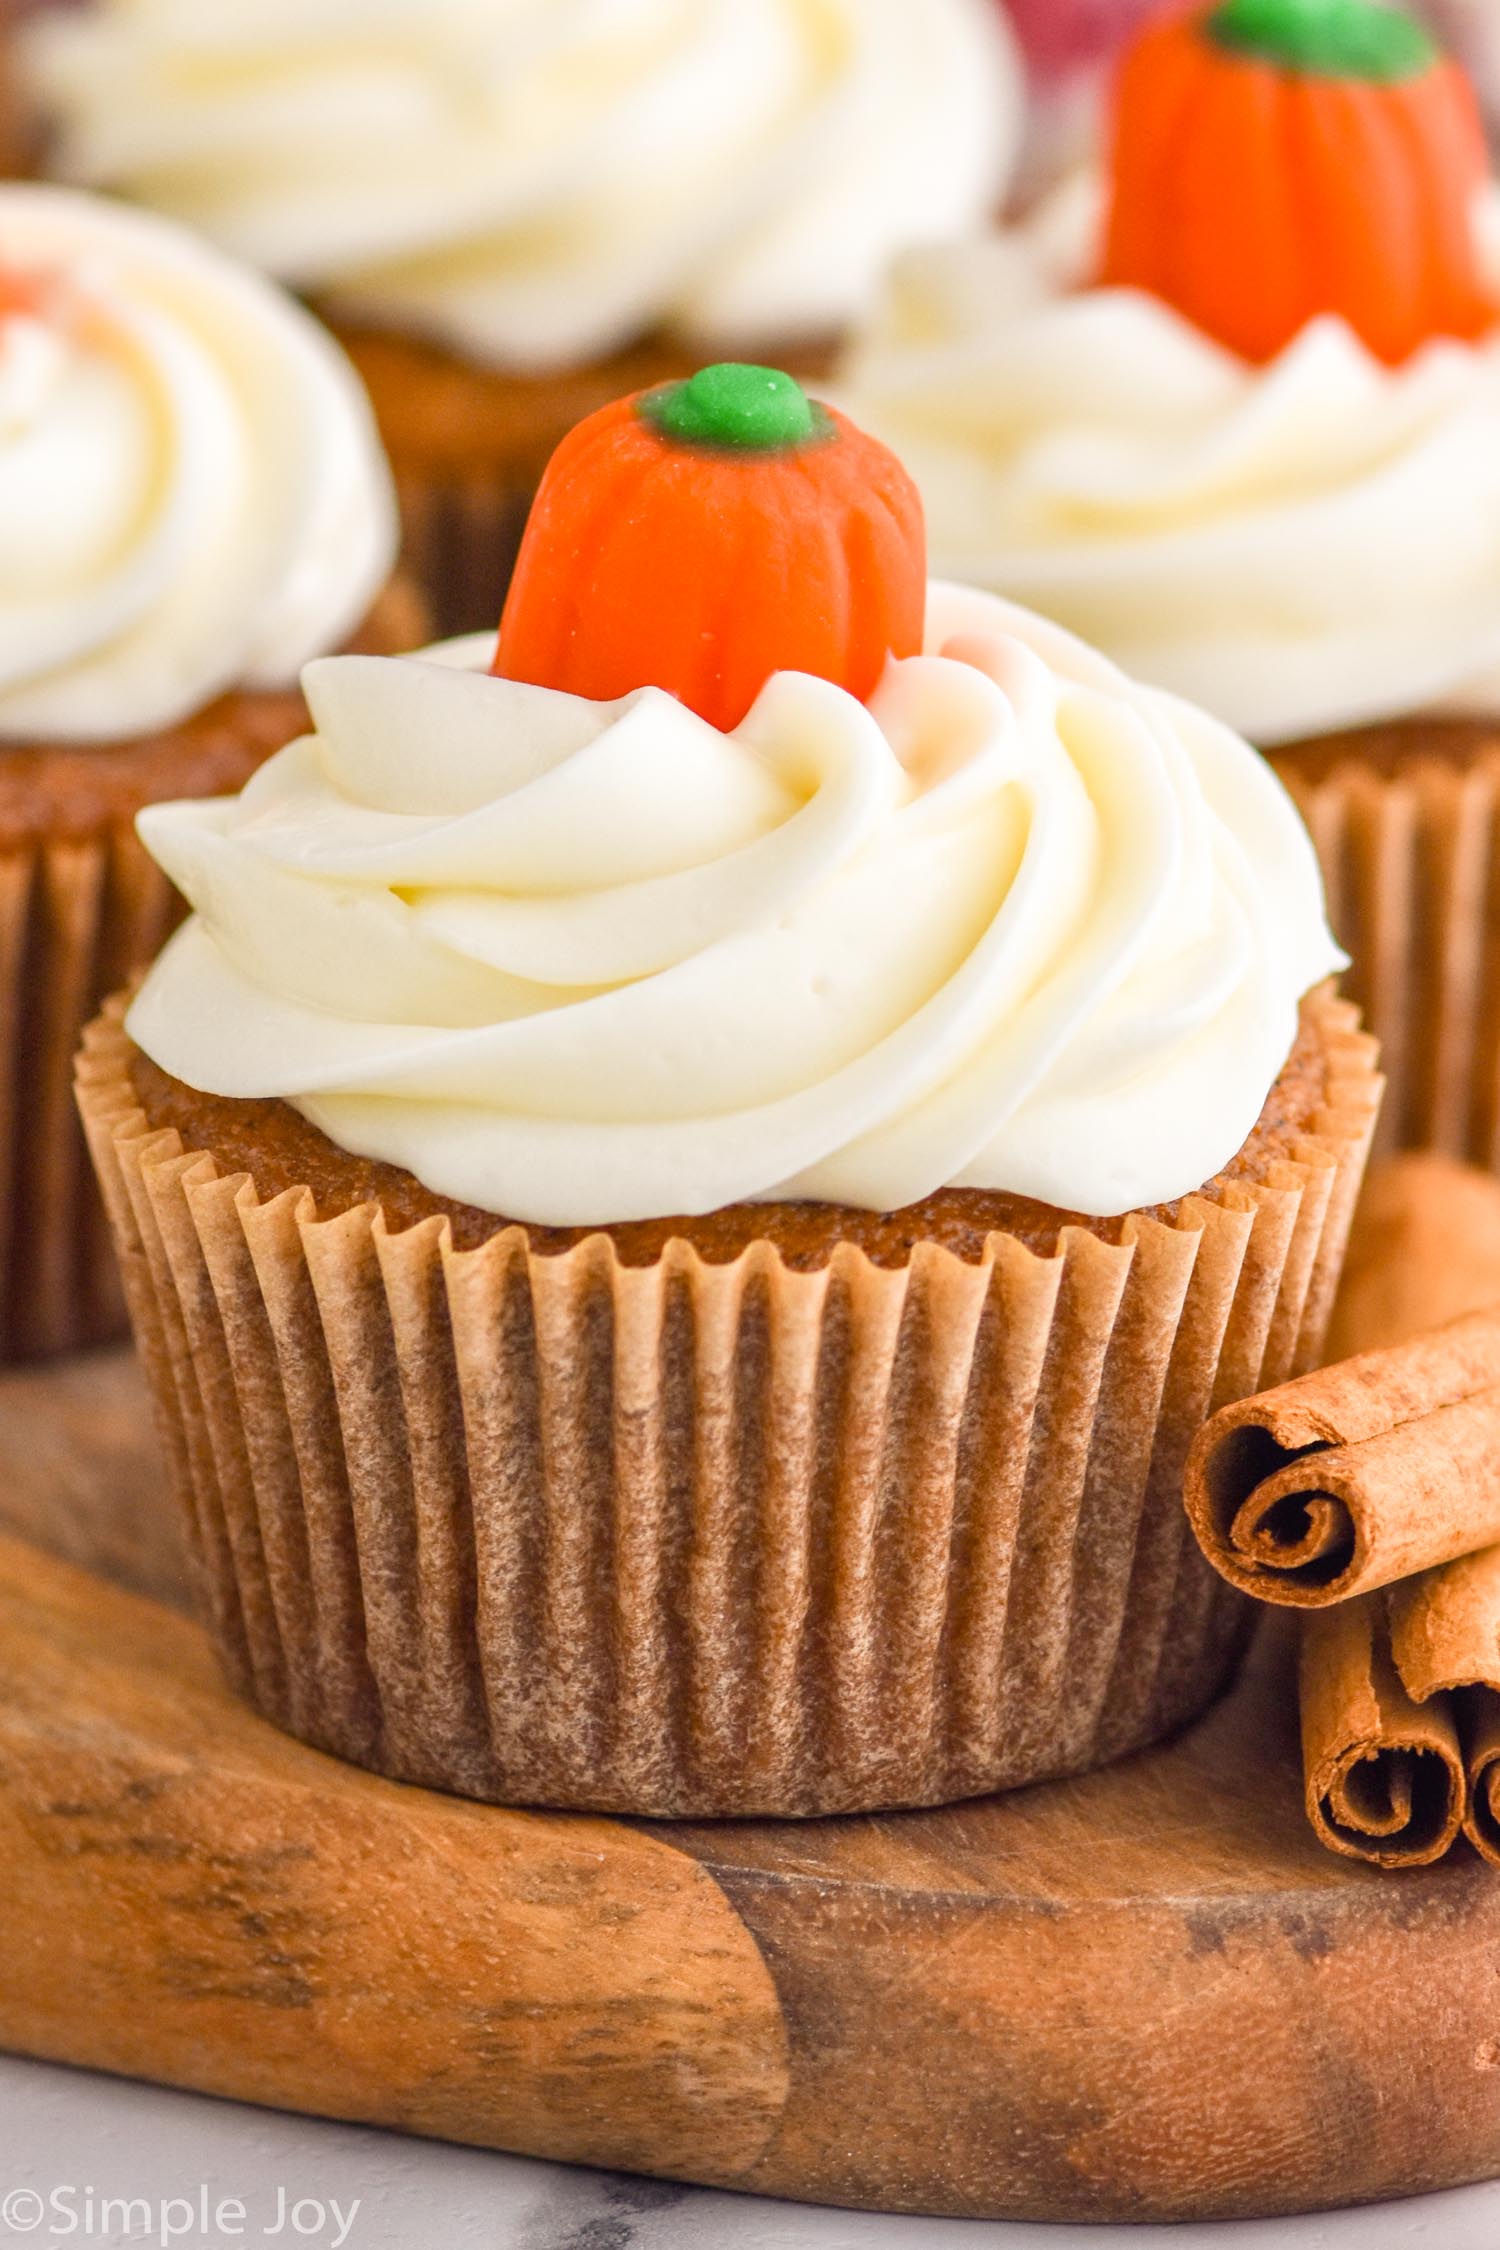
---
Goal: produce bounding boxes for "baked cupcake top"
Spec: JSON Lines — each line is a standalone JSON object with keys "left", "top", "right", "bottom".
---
{"left": 128, "top": 367, "right": 1344, "bottom": 1227}
{"left": 0, "top": 184, "right": 398, "bottom": 744}
{"left": 21, "top": 0, "right": 1021, "bottom": 375}
{"left": 837, "top": 0, "right": 1500, "bottom": 747}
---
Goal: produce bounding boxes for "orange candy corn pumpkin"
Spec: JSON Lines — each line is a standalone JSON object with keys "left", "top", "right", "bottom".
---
{"left": 1102, "top": 0, "right": 1494, "bottom": 366}
{"left": 494, "top": 364, "right": 927, "bottom": 734}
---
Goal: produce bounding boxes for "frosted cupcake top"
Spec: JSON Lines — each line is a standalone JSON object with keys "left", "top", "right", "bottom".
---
{"left": 130, "top": 370, "right": 1342, "bottom": 1228}
{"left": 130, "top": 586, "right": 1343, "bottom": 1224}
{"left": 0, "top": 185, "right": 397, "bottom": 744}
{"left": 22, "top": 0, "right": 1022, "bottom": 374}
{"left": 837, "top": 0, "right": 1500, "bottom": 747}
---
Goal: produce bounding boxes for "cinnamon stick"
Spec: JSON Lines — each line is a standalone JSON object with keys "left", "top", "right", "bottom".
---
{"left": 1282, "top": 1156, "right": 1500, "bottom": 1867}
{"left": 1300, "top": 1599, "right": 1466, "bottom": 1868}
{"left": 1184, "top": 1309, "right": 1500, "bottom": 1607}
{"left": 1463, "top": 1692, "right": 1500, "bottom": 1865}
{"left": 1389, "top": 1551, "right": 1500, "bottom": 1869}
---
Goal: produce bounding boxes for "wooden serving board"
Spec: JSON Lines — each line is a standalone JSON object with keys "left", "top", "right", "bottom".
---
{"left": 3, "top": 1350, "right": 1500, "bottom": 2226}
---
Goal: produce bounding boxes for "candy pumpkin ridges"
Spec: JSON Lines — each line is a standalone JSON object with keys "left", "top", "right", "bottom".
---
{"left": 1101, "top": 0, "right": 1494, "bottom": 367}
{"left": 494, "top": 366, "right": 927, "bottom": 735}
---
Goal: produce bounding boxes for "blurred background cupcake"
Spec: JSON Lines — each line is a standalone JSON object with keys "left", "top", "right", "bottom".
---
{"left": 0, "top": 181, "right": 415, "bottom": 1362}
{"left": 15, "top": 0, "right": 1024, "bottom": 634}
{"left": 839, "top": 0, "right": 1500, "bottom": 1172}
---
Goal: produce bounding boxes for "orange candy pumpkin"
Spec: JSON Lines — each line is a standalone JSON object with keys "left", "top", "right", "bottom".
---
{"left": 1102, "top": 0, "right": 1494, "bottom": 366}
{"left": 494, "top": 364, "right": 926, "bottom": 734}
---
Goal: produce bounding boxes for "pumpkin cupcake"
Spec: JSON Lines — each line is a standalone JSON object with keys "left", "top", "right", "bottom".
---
{"left": 16, "top": 0, "right": 1022, "bottom": 636}
{"left": 0, "top": 182, "right": 413, "bottom": 1361}
{"left": 79, "top": 366, "right": 1378, "bottom": 1818}
{"left": 839, "top": 0, "right": 1500, "bottom": 1170}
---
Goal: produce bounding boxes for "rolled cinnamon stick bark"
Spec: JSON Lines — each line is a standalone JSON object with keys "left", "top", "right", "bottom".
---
{"left": 1300, "top": 1598, "right": 1466, "bottom": 1869}
{"left": 1463, "top": 1692, "right": 1500, "bottom": 1866}
{"left": 1184, "top": 1310, "right": 1500, "bottom": 1607}
{"left": 1389, "top": 1550, "right": 1500, "bottom": 1869}
{"left": 1291, "top": 1158, "right": 1500, "bottom": 1867}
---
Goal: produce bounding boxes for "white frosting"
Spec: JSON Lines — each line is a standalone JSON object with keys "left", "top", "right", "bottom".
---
{"left": 0, "top": 185, "right": 398, "bottom": 743}
{"left": 837, "top": 176, "right": 1500, "bottom": 746}
{"left": 22, "top": 0, "right": 1021, "bottom": 374}
{"left": 127, "top": 585, "right": 1344, "bottom": 1226}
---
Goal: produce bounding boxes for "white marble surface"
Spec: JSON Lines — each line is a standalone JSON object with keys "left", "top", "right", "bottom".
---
{"left": 0, "top": 2055, "right": 1496, "bottom": 2250}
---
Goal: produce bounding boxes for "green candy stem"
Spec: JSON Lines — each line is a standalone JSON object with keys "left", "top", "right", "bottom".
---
{"left": 1207, "top": 0, "right": 1438, "bottom": 79}
{"left": 641, "top": 363, "right": 831, "bottom": 453}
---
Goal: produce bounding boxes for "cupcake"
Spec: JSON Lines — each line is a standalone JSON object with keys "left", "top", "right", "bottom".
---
{"left": 0, "top": 181, "right": 413, "bottom": 1361}
{"left": 79, "top": 367, "right": 1377, "bottom": 1817}
{"left": 837, "top": 0, "right": 1500, "bottom": 1168}
{"left": 17, "top": 0, "right": 1023, "bottom": 638}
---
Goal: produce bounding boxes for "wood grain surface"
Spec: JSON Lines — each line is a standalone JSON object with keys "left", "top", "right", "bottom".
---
{"left": 3, "top": 1350, "right": 1500, "bottom": 2222}
{"left": 0, "top": 1349, "right": 189, "bottom": 1609}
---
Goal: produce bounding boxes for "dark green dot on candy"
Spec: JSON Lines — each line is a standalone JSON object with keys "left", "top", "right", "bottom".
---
{"left": 1207, "top": 0, "right": 1438, "bottom": 80}
{"left": 641, "top": 363, "right": 829, "bottom": 453}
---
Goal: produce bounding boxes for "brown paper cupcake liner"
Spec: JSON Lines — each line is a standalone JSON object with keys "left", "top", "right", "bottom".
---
{"left": 393, "top": 467, "right": 533, "bottom": 643}
{"left": 77, "top": 992, "right": 1379, "bottom": 1818}
{"left": 0, "top": 18, "right": 42, "bottom": 182}
{"left": 1276, "top": 737, "right": 1500, "bottom": 1168}
{"left": 0, "top": 580, "right": 426, "bottom": 1364}
{"left": 3, "top": 765, "right": 259, "bottom": 1362}
{"left": 0, "top": 64, "right": 27, "bottom": 182}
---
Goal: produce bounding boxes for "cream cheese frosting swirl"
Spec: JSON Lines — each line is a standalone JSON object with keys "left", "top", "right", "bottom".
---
{"left": 21, "top": 0, "right": 1021, "bottom": 373}
{"left": 837, "top": 178, "right": 1500, "bottom": 747}
{"left": 0, "top": 185, "right": 398, "bottom": 743}
{"left": 128, "top": 585, "right": 1344, "bottom": 1225}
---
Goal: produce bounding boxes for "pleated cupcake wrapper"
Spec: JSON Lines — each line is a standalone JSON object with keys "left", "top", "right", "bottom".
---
{"left": 78, "top": 991, "right": 1380, "bottom": 1818}
{"left": 1278, "top": 745, "right": 1500, "bottom": 1169}
{"left": 0, "top": 583, "right": 423, "bottom": 1366}
{"left": 0, "top": 820, "right": 184, "bottom": 1360}
{"left": 394, "top": 467, "right": 533, "bottom": 641}
{"left": 0, "top": 34, "right": 38, "bottom": 183}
